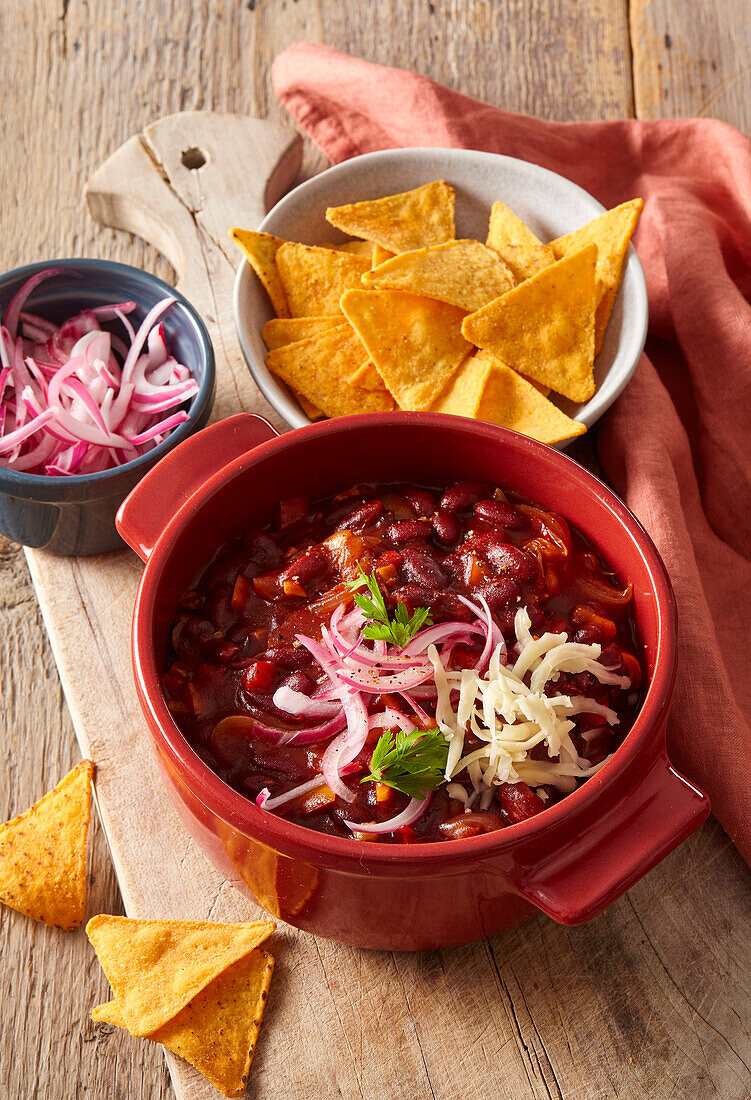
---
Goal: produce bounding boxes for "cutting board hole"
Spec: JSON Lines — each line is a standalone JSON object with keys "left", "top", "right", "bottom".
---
{"left": 181, "top": 146, "right": 207, "bottom": 170}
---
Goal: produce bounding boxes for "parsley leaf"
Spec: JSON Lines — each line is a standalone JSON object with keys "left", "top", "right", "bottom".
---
{"left": 362, "top": 727, "right": 448, "bottom": 800}
{"left": 345, "top": 567, "right": 432, "bottom": 649}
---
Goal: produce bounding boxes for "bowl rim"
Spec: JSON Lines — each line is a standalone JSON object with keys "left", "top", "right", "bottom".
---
{"left": 132, "top": 412, "right": 676, "bottom": 871}
{"left": 233, "top": 146, "right": 649, "bottom": 436}
{"left": 0, "top": 257, "right": 215, "bottom": 489}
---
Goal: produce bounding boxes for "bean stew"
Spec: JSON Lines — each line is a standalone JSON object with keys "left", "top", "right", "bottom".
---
{"left": 163, "top": 480, "right": 643, "bottom": 844}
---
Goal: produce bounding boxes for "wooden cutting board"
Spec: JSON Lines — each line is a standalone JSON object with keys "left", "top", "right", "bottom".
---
{"left": 20, "top": 110, "right": 621, "bottom": 1100}
{"left": 27, "top": 111, "right": 551, "bottom": 1100}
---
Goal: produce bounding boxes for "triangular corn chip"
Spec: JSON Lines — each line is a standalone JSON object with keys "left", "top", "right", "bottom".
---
{"left": 347, "top": 359, "right": 388, "bottom": 392}
{"left": 266, "top": 325, "right": 395, "bottom": 418}
{"left": 86, "top": 915, "right": 275, "bottom": 1037}
{"left": 341, "top": 289, "right": 471, "bottom": 410}
{"left": 93, "top": 950, "right": 275, "bottom": 1098}
{"left": 372, "top": 244, "right": 394, "bottom": 266}
{"left": 229, "top": 228, "right": 290, "bottom": 318}
{"left": 330, "top": 239, "right": 375, "bottom": 258}
{"left": 262, "top": 316, "right": 345, "bottom": 351}
{"left": 293, "top": 390, "right": 326, "bottom": 421}
{"left": 276, "top": 243, "right": 370, "bottom": 317}
{"left": 462, "top": 245, "right": 597, "bottom": 403}
{"left": 363, "top": 239, "right": 515, "bottom": 311}
{"left": 0, "top": 760, "right": 93, "bottom": 929}
{"left": 473, "top": 353, "right": 587, "bottom": 444}
{"left": 486, "top": 202, "right": 555, "bottom": 283}
{"left": 326, "top": 181, "right": 456, "bottom": 253}
{"left": 429, "top": 352, "right": 488, "bottom": 417}
{"left": 550, "top": 198, "right": 643, "bottom": 351}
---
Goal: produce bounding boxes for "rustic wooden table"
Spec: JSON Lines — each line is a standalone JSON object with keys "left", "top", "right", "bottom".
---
{"left": 1, "top": 3, "right": 750, "bottom": 1098}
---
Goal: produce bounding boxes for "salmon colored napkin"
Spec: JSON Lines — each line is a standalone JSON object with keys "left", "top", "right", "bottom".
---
{"left": 273, "top": 43, "right": 751, "bottom": 866}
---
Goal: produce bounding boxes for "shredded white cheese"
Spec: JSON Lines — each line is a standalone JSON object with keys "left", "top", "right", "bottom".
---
{"left": 429, "top": 607, "right": 631, "bottom": 802}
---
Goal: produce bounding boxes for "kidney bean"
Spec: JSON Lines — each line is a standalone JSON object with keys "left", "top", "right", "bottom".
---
{"left": 265, "top": 645, "right": 314, "bottom": 671}
{"left": 208, "top": 583, "right": 236, "bottom": 630}
{"left": 498, "top": 782, "right": 546, "bottom": 823}
{"left": 391, "top": 584, "right": 474, "bottom": 624}
{"left": 389, "top": 583, "right": 451, "bottom": 623}
{"left": 439, "top": 481, "right": 491, "bottom": 514}
{"left": 323, "top": 495, "right": 367, "bottom": 527}
{"left": 473, "top": 498, "right": 525, "bottom": 530}
{"left": 171, "top": 617, "right": 216, "bottom": 660}
{"left": 386, "top": 519, "right": 432, "bottom": 545}
{"left": 403, "top": 488, "right": 437, "bottom": 517}
{"left": 243, "top": 532, "right": 282, "bottom": 569}
{"left": 436, "top": 593, "right": 475, "bottom": 623}
{"left": 278, "top": 671, "right": 314, "bottom": 695}
{"left": 598, "top": 644, "right": 623, "bottom": 669}
{"left": 431, "top": 509, "right": 461, "bottom": 545}
{"left": 279, "top": 547, "right": 329, "bottom": 587}
{"left": 464, "top": 533, "right": 538, "bottom": 582}
{"left": 334, "top": 498, "right": 384, "bottom": 531}
{"left": 573, "top": 625, "right": 603, "bottom": 646}
{"left": 476, "top": 577, "right": 522, "bottom": 615}
{"left": 400, "top": 547, "right": 448, "bottom": 589}
{"left": 179, "top": 590, "right": 204, "bottom": 611}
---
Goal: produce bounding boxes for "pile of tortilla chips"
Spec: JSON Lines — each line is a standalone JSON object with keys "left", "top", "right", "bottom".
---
{"left": 231, "top": 181, "right": 642, "bottom": 445}
{"left": 88, "top": 914, "right": 276, "bottom": 1097}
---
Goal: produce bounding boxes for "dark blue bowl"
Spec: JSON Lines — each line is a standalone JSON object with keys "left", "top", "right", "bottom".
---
{"left": 0, "top": 259, "right": 215, "bottom": 555}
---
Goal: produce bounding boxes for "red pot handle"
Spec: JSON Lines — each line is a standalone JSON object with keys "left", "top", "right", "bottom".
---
{"left": 515, "top": 753, "right": 709, "bottom": 924}
{"left": 116, "top": 413, "right": 279, "bottom": 561}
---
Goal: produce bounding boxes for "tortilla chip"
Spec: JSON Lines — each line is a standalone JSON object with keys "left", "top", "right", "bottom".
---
{"left": 486, "top": 202, "right": 555, "bottom": 284}
{"left": 326, "top": 181, "right": 456, "bottom": 253}
{"left": 93, "top": 950, "right": 275, "bottom": 1098}
{"left": 86, "top": 914, "right": 275, "bottom": 1037}
{"left": 473, "top": 353, "right": 587, "bottom": 444}
{"left": 262, "top": 316, "right": 345, "bottom": 351}
{"left": 294, "top": 390, "right": 326, "bottom": 420}
{"left": 330, "top": 239, "right": 375, "bottom": 258}
{"left": 0, "top": 759, "right": 93, "bottom": 929}
{"left": 363, "top": 239, "right": 515, "bottom": 311}
{"left": 266, "top": 325, "right": 396, "bottom": 418}
{"left": 229, "top": 228, "right": 290, "bottom": 318}
{"left": 462, "top": 245, "right": 597, "bottom": 403}
{"left": 550, "top": 198, "right": 643, "bottom": 351}
{"left": 347, "top": 359, "right": 388, "bottom": 392}
{"left": 372, "top": 244, "right": 394, "bottom": 266}
{"left": 429, "top": 352, "right": 487, "bottom": 416}
{"left": 276, "top": 243, "right": 370, "bottom": 317}
{"left": 341, "top": 289, "right": 471, "bottom": 411}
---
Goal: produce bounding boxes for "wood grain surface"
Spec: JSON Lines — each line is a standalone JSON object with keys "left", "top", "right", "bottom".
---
{"left": 1, "top": 3, "right": 749, "bottom": 1099}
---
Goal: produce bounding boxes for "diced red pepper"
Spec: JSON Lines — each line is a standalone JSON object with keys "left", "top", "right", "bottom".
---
{"left": 242, "top": 660, "right": 276, "bottom": 692}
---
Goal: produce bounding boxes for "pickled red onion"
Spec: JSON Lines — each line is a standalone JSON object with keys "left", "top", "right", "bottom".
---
{"left": 0, "top": 270, "right": 198, "bottom": 476}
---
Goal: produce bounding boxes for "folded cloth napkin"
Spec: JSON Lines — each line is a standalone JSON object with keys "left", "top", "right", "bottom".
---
{"left": 273, "top": 43, "right": 751, "bottom": 866}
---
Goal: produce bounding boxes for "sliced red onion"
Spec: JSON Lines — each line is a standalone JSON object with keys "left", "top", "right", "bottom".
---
{"left": 344, "top": 793, "right": 432, "bottom": 834}
{"left": 272, "top": 685, "right": 341, "bottom": 721}
{"left": 368, "top": 707, "right": 416, "bottom": 734}
{"left": 256, "top": 774, "right": 328, "bottom": 812}
{"left": 0, "top": 272, "right": 197, "bottom": 476}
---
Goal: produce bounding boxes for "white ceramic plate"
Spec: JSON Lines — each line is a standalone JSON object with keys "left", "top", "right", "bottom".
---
{"left": 234, "top": 148, "right": 648, "bottom": 443}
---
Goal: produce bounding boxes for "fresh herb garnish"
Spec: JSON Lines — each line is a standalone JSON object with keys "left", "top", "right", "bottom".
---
{"left": 362, "top": 727, "right": 448, "bottom": 800}
{"left": 345, "top": 567, "right": 432, "bottom": 649}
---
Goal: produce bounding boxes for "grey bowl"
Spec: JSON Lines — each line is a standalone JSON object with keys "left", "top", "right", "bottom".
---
{"left": 234, "top": 148, "right": 648, "bottom": 443}
{"left": 0, "top": 259, "right": 215, "bottom": 555}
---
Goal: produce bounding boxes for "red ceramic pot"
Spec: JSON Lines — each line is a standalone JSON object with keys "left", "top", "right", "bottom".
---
{"left": 117, "top": 412, "right": 710, "bottom": 951}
